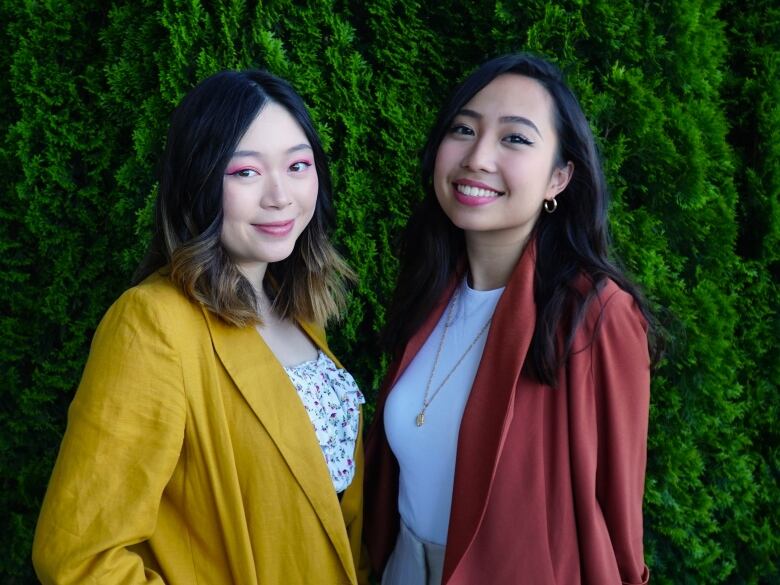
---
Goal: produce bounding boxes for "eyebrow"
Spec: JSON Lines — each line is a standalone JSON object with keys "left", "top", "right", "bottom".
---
{"left": 231, "top": 144, "right": 312, "bottom": 157}
{"left": 458, "top": 108, "right": 542, "bottom": 138}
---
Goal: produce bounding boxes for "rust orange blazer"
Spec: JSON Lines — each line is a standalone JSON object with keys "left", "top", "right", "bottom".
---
{"left": 364, "top": 244, "right": 651, "bottom": 584}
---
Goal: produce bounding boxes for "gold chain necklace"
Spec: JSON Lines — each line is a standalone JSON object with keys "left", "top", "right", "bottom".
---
{"left": 416, "top": 289, "right": 492, "bottom": 427}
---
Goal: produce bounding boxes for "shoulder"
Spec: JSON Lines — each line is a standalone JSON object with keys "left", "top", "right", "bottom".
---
{"left": 121, "top": 271, "right": 189, "bottom": 307}
{"left": 575, "top": 277, "right": 649, "bottom": 349}
{"left": 99, "top": 271, "right": 206, "bottom": 340}
{"left": 597, "top": 279, "right": 647, "bottom": 329}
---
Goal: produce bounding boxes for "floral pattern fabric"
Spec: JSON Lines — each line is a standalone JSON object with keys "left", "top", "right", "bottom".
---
{"left": 285, "top": 350, "right": 365, "bottom": 493}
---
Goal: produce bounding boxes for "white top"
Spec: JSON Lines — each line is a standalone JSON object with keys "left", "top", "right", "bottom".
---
{"left": 285, "top": 350, "right": 365, "bottom": 493}
{"left": 384, "top": 278, "right": 504, "bottom": 544}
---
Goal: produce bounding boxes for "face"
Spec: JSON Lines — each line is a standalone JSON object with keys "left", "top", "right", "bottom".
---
{"left": 221, "top": 102, "right": 318, "bottom": 284}
{"left": 433, "top": 74, "right": 573, "bottom": 248}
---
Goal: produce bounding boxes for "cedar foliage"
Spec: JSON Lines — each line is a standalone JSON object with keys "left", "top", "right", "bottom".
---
{"left": 1, "top": 1, "right": 777, "bottom": 582}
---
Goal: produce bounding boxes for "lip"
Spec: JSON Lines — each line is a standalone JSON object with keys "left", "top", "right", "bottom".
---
{"left": 451, "top": 179, "right": 504, "bottom": 207}
{"left": 454, "top": 178, "right": 503, "bottom": 192}
{"left": 252, "top": 220, "right": 295, "bottom": 236}
{"left": 454, "top": 191, "right": 500, "bottom": 206}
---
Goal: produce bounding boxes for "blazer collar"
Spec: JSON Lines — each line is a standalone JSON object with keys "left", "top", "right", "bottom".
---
{"left": 202, "top": 310, "right": 357, "bottom": 583}
{"left": 443, "top": 240, "right": 537, "bottom": 581}
{"left": 386, "top": 243, "right": 537, "bottom": 583}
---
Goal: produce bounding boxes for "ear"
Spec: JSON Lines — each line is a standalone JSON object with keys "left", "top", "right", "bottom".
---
{"left": 547, "top": 161, "right": 574, "bottom": 198}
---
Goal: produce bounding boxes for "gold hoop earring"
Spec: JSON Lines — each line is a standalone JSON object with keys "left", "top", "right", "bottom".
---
{"left": 543, "top": 197, "right": 558, "bottom": 213}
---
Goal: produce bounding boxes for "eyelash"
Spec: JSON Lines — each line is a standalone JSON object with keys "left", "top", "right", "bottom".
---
{"left": 448, "top": 124, "right": 533, "bottom": 146}
{"left": 505, "top": 134, "right": 533, "bottom": 146}
{"left": 449, "top": 124, "right": 474, "bottom": 136}
{"left": 228, "top": 168, "right": 259, "bottom": 178}
{"left": 226, "top": 160, "right": 313, "bottom": 177}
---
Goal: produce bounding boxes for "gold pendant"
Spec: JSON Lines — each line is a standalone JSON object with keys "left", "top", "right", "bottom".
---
{"left": 416, "top": 412, "right": 425, "bottom": 427}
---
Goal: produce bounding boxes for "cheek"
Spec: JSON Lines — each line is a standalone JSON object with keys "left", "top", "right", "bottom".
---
{"left": 433, "top": 142, "right": 458, "bottom": 181}
{"left": 219, "top": 192, "right": 239, "bottom": 243}
{"left": 299, "top": 175, "right": 319, "bottom": 223}
{"left": 433, "top": 143, "right": 459, "bottom": 204}
{"left": 304, "top": 175, "right": 318, "bottom": 210}
{"left": 221, "top": 185, "right": 238, "bottom": 220}
{"left": 503, "top": 154, "right": 545, "bottom": 190}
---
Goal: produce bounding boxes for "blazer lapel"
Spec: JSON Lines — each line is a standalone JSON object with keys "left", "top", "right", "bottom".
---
{"left": 203, "top": 310, "right": 356, "bottom": 582}
{"left": 443, "top": 242, "right": 538, "bottom": 583}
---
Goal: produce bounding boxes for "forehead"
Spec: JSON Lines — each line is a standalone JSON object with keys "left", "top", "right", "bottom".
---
{"left": 462, "top": 74, "right": 556, "bottom": 129}
{"left": 235, "top": 101, "right": 310, "bottom": 150}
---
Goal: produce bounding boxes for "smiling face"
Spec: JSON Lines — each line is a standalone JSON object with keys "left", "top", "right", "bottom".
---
{"left": 220, "top": 101, "right": 318, "bottom": 285}
{"left": 433, "top": 74, "right": 573, "bottom": 249}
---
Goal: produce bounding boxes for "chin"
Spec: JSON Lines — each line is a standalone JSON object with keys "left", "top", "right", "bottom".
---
{"left": 446, "top": 214, "right": 490, "bottom": 233}
{"left": 265, "top": 246, "right": 299, "bottom": 264}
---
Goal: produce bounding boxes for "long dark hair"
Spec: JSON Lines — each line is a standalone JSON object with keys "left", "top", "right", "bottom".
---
{"left": 384, "top": 53, "right": 655, "bottom": 386}
{"left": 134, "top": 70, "right": 352, "bottom": 326}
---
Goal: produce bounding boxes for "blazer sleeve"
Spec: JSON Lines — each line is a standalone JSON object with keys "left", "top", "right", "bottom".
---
{"left": 32, "top": 287, "right": 186, "bottom": 585}
{"left": 590, "top": 290, "right": 651, "bottom": 584}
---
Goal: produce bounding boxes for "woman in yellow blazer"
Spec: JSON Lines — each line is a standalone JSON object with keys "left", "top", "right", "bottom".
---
{"left": 33, "top": 70, "right": 367, "bottom": 585}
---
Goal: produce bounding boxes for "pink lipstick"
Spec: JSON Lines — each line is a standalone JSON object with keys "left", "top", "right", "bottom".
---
{"left": 452, "top": 180, "right": 503, "bottom": 207}
{"left": 455, "top": 178, "right": 502, "bottom": 191}
{"left": 252, "top": 220, "right": 294, "bottom": 236}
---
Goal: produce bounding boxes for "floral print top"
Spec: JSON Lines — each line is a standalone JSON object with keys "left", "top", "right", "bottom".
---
{"left": 284, "top": 350, "right": 365, "bottom": 493}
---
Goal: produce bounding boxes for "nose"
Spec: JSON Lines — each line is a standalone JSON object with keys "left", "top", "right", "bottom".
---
{"left": 460, "top": 136, "right": 496, "bottom": 173}
{"left": 261, "top": 174, "right": 292, "bottom": 208}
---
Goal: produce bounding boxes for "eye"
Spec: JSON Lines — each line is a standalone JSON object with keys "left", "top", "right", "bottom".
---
{"left": 505, "top": 134, "right": 533, "bottom": 146}
{"left": 289, "top": 160, "right": 313, "bottom": 173}
{"left": 227, "top": 168, "right": 260, "bottom": 178}
{"left": 448, "top": 123, "right": 475, "bottom": 137}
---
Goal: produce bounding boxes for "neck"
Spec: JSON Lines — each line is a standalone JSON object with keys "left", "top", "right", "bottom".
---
{"left": 237, "top": 262, "right": 267, "bottom": 290}
{"left": 236, "top": 263, "right": 273, "bottom": 313}
{"left": 465, "top": 231, "right": 530, "bottom": 290}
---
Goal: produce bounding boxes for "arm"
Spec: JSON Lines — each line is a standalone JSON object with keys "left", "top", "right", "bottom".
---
{"left": 591, "top": 290, "right": 651, "bottom": 584}
{"left": 32, "top": 287, "right": 186, "bottom": 584}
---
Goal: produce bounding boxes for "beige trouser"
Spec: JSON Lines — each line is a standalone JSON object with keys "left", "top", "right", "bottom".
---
{"left": 382, "top": 520, "right": 446, "bottom": 585}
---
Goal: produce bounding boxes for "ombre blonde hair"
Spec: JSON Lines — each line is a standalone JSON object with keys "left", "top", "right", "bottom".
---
{"left": 134, "top": 70, "right": 353, "bottom": 327}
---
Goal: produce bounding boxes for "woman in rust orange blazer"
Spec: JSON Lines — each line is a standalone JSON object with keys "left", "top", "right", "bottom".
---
{"left": 365, "top": 54, "right": 654, "bottom": 584}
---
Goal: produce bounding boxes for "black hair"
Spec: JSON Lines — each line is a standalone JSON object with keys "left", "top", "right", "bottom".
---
{"left": 134, "top": 70, "right": 351, "bottom": 326}
{"left": 384, "top": 53, "right": 655, "bottom": 385}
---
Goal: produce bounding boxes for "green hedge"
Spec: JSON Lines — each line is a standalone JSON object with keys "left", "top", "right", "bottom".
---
{"left": 1, "top": 1, "right": 777, "bottom": 583}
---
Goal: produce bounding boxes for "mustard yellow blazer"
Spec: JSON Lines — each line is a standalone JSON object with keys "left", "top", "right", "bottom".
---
{"left": 33, "top": 272, "right": 366, "bottom": 584}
